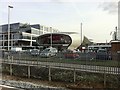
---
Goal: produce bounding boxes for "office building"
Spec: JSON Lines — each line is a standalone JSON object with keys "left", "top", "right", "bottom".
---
{"left": 0, "top": 22, "right": 59, "bottom": 50}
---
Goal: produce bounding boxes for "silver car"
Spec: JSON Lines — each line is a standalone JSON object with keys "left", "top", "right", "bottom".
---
{"left": 40, "top": 47, "right": 58, "bottom": 57}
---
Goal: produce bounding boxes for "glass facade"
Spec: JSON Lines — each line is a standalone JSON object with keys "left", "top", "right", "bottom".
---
{"left": 31, "top": 29, "right": 39, "bottom": 35}
{"left": 0, "top": 23, "right": 60, "bottom": 50}
{"left": 36, "top": 34, "right": 72, "bottom": 50}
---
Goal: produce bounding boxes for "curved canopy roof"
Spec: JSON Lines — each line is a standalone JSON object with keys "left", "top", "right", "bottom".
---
{"left": 36, "top": 32, "right": 82, "bottom": 50}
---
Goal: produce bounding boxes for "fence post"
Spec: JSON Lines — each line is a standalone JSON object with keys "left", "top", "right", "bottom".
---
{"left": 12, "top": 56, "right": 13, "bottom": 63}
{"left": 28, "top": 66, "right": 31, "bottom": 78}
{"left": 48, "top": 66, "right": 51, "bottom": 81}
{"left": 7, "top": 52, "right": 10, "bottom": 61}
{"left": 104, "top": 70, "right": 106, "bottom": 88}
{"left": 73, "top": 68, "right": 76, "bottom": 83}
{"left": 10, "top": 64, "right": 12, "bottom": 76}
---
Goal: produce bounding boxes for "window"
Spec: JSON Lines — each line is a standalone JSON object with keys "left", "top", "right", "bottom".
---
{"left": 32, "top": 37, "right": 36, "bottom": 40}
{"left": 0, "top": 35, "right": 2, "bottom": 40}
{"left": 40, "top": 26, "right": 43, "bottom": 30}
{"left": 44, "top": 27, "right": 49, "bottom": 32}
{"left": 32, "top": 29, "right": 39, "bottom": 35}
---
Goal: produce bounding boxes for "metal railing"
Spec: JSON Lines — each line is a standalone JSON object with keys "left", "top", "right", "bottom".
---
{"left": 1, "top": 50, "right": 120, "bottom": 88}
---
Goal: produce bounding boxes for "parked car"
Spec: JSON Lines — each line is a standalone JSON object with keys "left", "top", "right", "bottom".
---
{"left": 64, "top": 49, "right": 80, "bottom": 59}
{"left": 40, "top": 47, "right": 58, "bottom": 57}
{"left": 11, "top": 47, "right": 22, "bottom": 51}
{"left": 64, "top": 53, "right": 79, "bottom": 59}
{"left": 96, "top": 49, "right": 112, "bottom": 60}
{"left": 30, "top": 49, "right": 40, "bottom": 56}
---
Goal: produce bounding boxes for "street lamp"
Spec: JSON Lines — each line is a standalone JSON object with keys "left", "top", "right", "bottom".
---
{"left": 8, "top": 5, "right": 13, "bottom": 51}
{"left": 80, "top": 23, "right": 83, "bottom": 52}
{"left": 81, "top": 23, "right": 82, "bottom": 45}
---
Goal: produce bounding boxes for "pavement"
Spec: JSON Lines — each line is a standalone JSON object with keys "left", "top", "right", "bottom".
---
{"left": 0, "top": 85, "right": 24, "bottom": 90}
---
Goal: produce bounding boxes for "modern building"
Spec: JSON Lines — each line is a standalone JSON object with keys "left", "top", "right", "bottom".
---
{"left": 0, "top": 22, "right": 59, "bottom": 50}
{"left": 87, "top": 43, "right": 111, "bottom": 52}
{"left": 36, "top": 32, "right": 82, "bottom": 51}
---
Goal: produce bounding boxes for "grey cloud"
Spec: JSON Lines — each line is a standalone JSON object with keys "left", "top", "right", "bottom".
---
{"left": 99, "top": 2, "right": 118, "bottom": 14}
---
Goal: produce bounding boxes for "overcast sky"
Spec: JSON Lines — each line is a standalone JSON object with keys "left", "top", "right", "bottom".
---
{"left": 0, "top": 0, "right": 119, "bottom": 43}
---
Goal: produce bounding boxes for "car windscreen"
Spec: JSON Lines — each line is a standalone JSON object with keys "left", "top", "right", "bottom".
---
{"left": 42, "top": 49, "right": 50, "bottom": 53}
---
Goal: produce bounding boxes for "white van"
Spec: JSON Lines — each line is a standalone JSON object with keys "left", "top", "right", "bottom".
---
{"left": 40, "top": 47, "right": 58, "bottom": 57}
{"left": 11, "top": 47, "right": 22, "bottom": 51}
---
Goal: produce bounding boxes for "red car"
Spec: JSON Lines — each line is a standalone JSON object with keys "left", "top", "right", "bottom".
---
{"left": 64, "top": 53, "right": 79, "bottom": 59}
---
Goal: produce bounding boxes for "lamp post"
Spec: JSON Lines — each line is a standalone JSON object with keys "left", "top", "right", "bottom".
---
{"left": 81, "top": 23, "right": 82, "bottom": 45}
{"left": 8, "top": 5, "right": 13, "bottom": 51}
{"left": 80, "top": 23, "right": 82, "bottom": 52}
